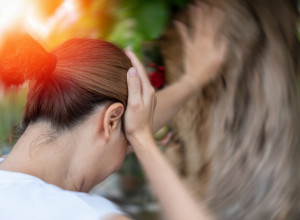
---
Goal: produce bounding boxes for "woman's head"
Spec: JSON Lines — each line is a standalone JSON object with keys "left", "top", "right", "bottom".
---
{"left": 23, "top": 38, "right": 131, "bottom": 130}
{"left": 1, "top": 35, "right": 132, "bottom": 188}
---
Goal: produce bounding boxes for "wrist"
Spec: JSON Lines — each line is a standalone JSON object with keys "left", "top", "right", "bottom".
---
{"left": 180, "top": 75, "right": 200, "bottom": 94}
{"left": 130, "top": 133, "right": 160, "bottom": 162}
{"left": 127, "top": 129, "right": 155, "bottom": 149}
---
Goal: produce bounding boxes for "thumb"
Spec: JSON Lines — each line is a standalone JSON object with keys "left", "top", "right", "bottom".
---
{"left": 127, "top": 67, "right": 142, "bottom": 105}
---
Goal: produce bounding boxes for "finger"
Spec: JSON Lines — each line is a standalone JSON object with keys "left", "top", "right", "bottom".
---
{"left": 125, "top": 49, "right": 156, "bottom": 109}
{"left": 214, "top": 8, "right": 225, "bottom": 29}
{"left": 195, "top": 1, "right": 210, "bottom": 13}
{"left": 125, "top": 49, "right": 152, "bottom": 90}
{"left": 216, "top": 36, "right": 228, "bottom": 62}
{"left": 189, "top": 4, "right": 204, "bottom": 32}
{"left": 204, "top": 6, "right": 224, "bottom": 33}
{"left": 193, "top": 4, "right": 212, "bottom": 36}
{"left": 127, "top": 67, "right": 142, "bottom": 105}
{"left": 174, "top": 20, "right": 190, "bottom": 46}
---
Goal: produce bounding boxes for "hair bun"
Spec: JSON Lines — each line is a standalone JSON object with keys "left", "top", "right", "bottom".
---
{"left": 0, "top": 33, "right": 57, "bottom": 87}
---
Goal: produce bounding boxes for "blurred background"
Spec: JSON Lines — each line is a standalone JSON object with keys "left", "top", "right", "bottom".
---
{"left": 0, "top": 0, "right": 192, "bottom": 219}
{"left": 0, "top": 0, "right": 300, "bottom": 219}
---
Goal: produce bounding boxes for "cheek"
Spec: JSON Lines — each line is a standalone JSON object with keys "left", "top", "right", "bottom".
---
{"left": 111, "top": 133, "right": 128, "bottom": 171}
{"left": 118, "top": 134, "right": 128, "bottom": 161}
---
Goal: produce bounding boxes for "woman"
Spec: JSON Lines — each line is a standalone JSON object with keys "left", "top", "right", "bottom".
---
{"left": 0, "top": 4, "right": 226, "bottom": 220}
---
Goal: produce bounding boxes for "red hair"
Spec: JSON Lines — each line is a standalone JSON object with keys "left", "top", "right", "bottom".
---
{"left": 0, "top": 35, "right": 132, "bottom": 130}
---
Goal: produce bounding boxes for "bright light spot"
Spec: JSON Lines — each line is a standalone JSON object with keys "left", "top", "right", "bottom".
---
{"left": 0, "top": 0, "right": 79, "bottom": 41}
{"left": 42, "top": 0, "right": 80, "bottom": 36}
{"left": 0, "top": 0, "right": 30, "bottom": 35}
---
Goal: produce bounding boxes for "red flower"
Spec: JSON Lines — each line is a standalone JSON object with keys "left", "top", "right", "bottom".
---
{"left": 149, "top": 71, "right": 165, "bottom": 89}
{"left": 157, "top": 65, "right": 165, "bottom": 72}
{"left": 149, "top": 62, "right": 157, "bottom": 68}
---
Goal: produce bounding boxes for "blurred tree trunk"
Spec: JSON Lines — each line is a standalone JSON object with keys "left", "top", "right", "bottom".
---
{"left": 160, "top": 0, "right": 300, "bottom": 219}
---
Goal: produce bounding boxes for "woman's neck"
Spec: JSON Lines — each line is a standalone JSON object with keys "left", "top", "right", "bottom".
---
{"left": 0, "top": 122, "right": 88, "bottom": 192}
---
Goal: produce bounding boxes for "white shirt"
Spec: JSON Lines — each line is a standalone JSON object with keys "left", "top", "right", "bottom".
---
{"left": 0, "top": 157, "right": 124, "bottom": 220}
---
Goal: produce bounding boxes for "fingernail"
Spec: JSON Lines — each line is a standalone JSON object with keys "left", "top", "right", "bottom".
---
{"left": 124, "top": 49, "right": 131, "bottom": 57}
{"left": 125, "top": 46, "right": 132, "bottom": 52}
{"left": 128, "top": 67, "right": 137, "bottom": 76}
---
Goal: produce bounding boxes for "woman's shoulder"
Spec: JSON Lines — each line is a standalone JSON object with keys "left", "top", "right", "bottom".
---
{"left": 0, "top": 169, "right": 125, "bottom": 219}
{"left": 73, "top": 191, "right": 125, "bottom": 217}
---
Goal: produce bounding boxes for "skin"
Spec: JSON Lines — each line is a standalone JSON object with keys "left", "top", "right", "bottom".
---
{"left": 0, "top": 4, "right": 226, "bottom": 220}
{"left": 0, "top": 103, "right": 128, "bottom": 193}
{"left": 154, "top": 4, "right": 226, "bottom": 132}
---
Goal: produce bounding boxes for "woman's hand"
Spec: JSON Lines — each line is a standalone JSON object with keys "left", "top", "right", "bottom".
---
{"left": 176, "top": 3, "right": 227, "bottom": 90}
{"left": 124, "top": 49, "right": 156, "bottom": 145}
{"left": 123, "top": 50, "right": 212, "bottom": 220}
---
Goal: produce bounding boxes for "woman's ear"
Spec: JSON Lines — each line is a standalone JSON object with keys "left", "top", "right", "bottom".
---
{"left": 103, "top": 103, "right": 124, "bottom": 142}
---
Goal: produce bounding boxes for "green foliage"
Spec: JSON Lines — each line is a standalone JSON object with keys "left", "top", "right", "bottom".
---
{"left": 108, "top": 18, "right": 144, "bottom": 57}
{"left": 43, "top": 0, "right": 191, "bottom": 56}
{"left": 108, "top": 0, "right": 191, "bottom": 56}
{"left": 0, "top": 88, "right": 27, "bottom": 152}
{"left": 0, "top": 0, "right": 193, "bottom": 155}
{"left": 133, "top": 1, "right": 170, "bottom": 41}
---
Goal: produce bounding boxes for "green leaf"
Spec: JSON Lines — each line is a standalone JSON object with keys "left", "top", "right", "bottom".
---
{"left": 107, "top": 19, "right": 143, "bottom": 58}
{"left": 133, "top": 0, "right": 170, "bottom": 40}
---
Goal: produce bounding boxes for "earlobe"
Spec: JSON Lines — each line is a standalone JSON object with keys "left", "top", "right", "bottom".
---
{"left": 103, "top": 103, "right": 124, "bottom": 142}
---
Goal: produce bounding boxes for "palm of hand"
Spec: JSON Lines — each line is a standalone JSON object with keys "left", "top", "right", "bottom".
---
{"left": 176, "top": 4, "right": 227, "bottom": 88}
